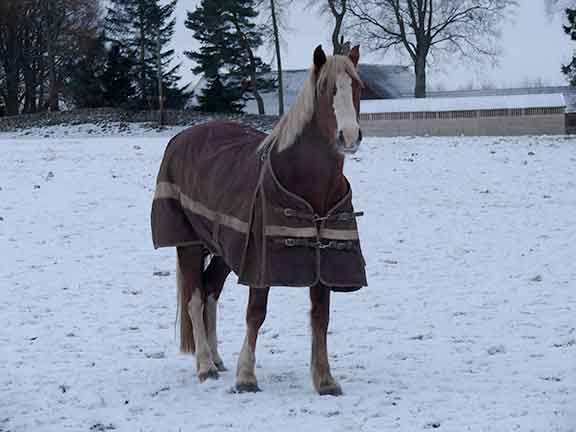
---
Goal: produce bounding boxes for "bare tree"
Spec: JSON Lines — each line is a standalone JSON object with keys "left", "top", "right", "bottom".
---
{"left": 0, "top": 0, "right": 28, "bottom": 115}
{"left": 39, "top": 0, "right": 102, "bottom": 111}
{"left": 258, "top": 0, "right": 293, "bottom": 116}
{"left": 0, "top": 0, "right": 102, "bottom": 115}
{"left": 349, "top": 0, "right": 516, "bottom": 98}
{"left": 20, "top": 4, "right": 46, "bottom": 114}
{"left": 269, "top": 0, "right": 284, "bottom": 115}
{"left": 308, "top": 0, "right": 350, "bottom": 55}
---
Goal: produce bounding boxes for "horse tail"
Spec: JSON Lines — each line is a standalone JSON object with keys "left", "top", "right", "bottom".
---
{"left": 177, "top": 257, "right": 196, "bottom": 353}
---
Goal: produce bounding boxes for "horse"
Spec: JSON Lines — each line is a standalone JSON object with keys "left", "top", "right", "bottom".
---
{"left": 151, "top": 45, "right": 366, "bottom": 396}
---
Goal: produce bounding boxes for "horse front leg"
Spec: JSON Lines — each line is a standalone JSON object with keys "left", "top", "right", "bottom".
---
{"left": 235, "top": 286, "right": 270, "bottom": 392}
{"left": 310, "top": 284, "right": 342, "bottom": 396}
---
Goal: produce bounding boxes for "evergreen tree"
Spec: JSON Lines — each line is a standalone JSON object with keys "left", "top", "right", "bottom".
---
{"left": 105, "top": 0, "right": 187, "bottom": 109}
{"left": 185, "top": 0, "right": 244, "bottom": 113}
{"left": 101, "top": 44, "right": 136, "bottom": 108}
{"left": 65, "top": 33, "right": 108, "bottom": 108}
{"left": 562, "top": 8, "right": 576, "bottom": 86}
{"left": 185, "top": 0, "right": 275, "bottom": 114}
{"left": 66, "top": 40, "right": 138, "bottom": 109}
{"left": 198, "top": 75, "right": 244, "bottom": 113}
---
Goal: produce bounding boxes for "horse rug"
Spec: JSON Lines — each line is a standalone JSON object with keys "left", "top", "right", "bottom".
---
{"left": 151, "top": 121, "right": 367, "bottom": 291}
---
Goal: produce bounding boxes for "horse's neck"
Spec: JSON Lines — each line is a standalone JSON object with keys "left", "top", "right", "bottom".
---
{"left": 271, "top": 119, "right": 346, "bottom": 216}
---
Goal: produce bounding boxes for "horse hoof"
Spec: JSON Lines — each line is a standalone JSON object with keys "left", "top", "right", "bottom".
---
{"left": 318, "top": 383, "right": 343, "bottom": 396}
{"left": 198, "top": 368, "right": 219, "bottom": 382}
{"left": 234, "top": 382, "right": 261, "bottom": 393}
{"left": 214, "top": 361, "right": 228, "bottom": 372}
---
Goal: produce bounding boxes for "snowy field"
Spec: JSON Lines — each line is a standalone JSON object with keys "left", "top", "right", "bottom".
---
{"left": 1, "top": 126, "right": 575, "bottom": 432}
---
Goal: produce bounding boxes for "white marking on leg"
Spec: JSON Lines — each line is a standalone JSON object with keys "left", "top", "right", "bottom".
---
{"left": 205, "top": 296, "right": 224, "bottom": 370}
{"left": 188, "top": 290, "right": 217, "bottom": 380}
{"left": 236, "top": 336, "right": 257, "bottom": 385}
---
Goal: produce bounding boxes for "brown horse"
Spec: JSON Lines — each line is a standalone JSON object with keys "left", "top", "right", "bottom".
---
{"left": 152, "top": 45, "right": 365, "bottom": 396}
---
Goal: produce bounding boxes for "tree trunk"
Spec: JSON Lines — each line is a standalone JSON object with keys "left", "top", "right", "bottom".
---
{"left": 156, "top": 30, "right": 164, "bottom": 125}
{"left": 46, "top": 42, "right": 58, "bottom": 111}
{"left": 253, "top": 88, "right": 265, "bottom": 115}
{"left": 44, "top": 1, "right": 59, "bottom": 112}
{"left": 332, "top": 20, "right": 344, "bottom": 54}
{"left": 329, "top": 0, "right": 347, "bottom": 55}
{"left": 4, "top": 65, "right": 19, "bottom": 115}
{"left": 23, "top": 65, "right": 38, "bottom": 114}
{"left": 139, "top": 7, "right": 147, "bottom": 108}
{"left": 3, "top": 33, "right": 20, "bottom": 115}
{"left": 248, "top": 47, "right": 265, "bottom": 115}
{"left": 230, "top": 14, "right": 265, "bottom": 115}
{"left": 38, "top": 61, "right": 46, "bottom": 110}
{"left": 414, "top": 54, "right": 426, "bottom": 98}
{"left": 270, "top": 0, "right": 284, "bottom": 116}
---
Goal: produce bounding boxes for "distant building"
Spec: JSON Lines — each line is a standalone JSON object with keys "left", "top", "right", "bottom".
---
{"left": 188, "top": 64, "right": 415, "bottom": 115}
{"left": 360, "top": 93, "right": 567, "bottom": 137}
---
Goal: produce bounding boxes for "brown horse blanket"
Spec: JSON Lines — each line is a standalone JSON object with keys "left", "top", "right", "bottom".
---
{"left": 151, "top": 121, "right": 367, "bottom": 291}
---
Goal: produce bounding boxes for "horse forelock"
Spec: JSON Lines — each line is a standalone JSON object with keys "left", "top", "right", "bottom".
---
{"left": 316, "top": 56, "right": 362, "bottom": 97}
{"left": 260, "top": 55, "right": 360, "bottom": 154}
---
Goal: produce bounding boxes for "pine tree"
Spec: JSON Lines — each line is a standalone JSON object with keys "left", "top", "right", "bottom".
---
{"left": 198, "top": 75, "right": 244, "bottom": 113}
{"left": 185, "top": 0, "right": 275, "bottom": 114}
{"left": 185, "top": 0, "right": 243, "bottom": 113}
{"left": 101, "top": 45, "right": 136, "bottom": 108}
{"left": 562, "top": 8, "right": 576, "bottom": 86}
{"left": 65, "top": 34, "right": 108, "bottom": 108}
{"left": 105, "top": 0, "right": 187, "bottom": 109}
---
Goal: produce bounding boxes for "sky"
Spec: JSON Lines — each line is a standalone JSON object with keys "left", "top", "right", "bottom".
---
{"left": 170, "top": 0, "right": 572, "bottom": 91}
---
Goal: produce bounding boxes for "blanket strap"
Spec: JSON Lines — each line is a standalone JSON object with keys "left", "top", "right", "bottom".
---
{"left": 276, "top": 208, "right": 364, "bottom": 222}
{"left": 274, "top": 238, "right": 358, "bottom": 251}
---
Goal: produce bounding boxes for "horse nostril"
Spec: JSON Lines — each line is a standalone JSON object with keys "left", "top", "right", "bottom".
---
{"left": 338, "top": 130, "right": 345, "bottom": 143}
{"left": 358, "top": 129, "right": 363, "bottom": 143}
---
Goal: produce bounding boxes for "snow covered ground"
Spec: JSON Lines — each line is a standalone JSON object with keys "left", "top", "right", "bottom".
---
{"left": 1, "top": 125, "right": 575, "bottom": 432}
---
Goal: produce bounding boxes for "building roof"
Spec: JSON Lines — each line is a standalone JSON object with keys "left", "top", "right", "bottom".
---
{"left": 243, "top": 64, "right": 413, "bottom": 115}
{"left": 361, "top": 93, "right": 566, "bottom": 114}
{"left": 189, "top": 64, "right": 415, "bottom": 115}
{"left": 358, "top": 64, "right": 414, "bottom": 99}
{"left": 427, "top": 86, "right": 576, "bottom": 113}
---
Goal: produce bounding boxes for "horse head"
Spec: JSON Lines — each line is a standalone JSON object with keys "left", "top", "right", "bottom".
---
{"left": 313, "top": 44, "right": 364, "bottom": 154}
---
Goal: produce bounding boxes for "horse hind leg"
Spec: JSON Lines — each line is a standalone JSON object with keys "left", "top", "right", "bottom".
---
{"left": 203, "top": 256, "right": 231, "bottom": 372}
{"left": 310, "top": 284, "right": 342, "bottom": 396}
{"left": 177, "top": 245, "right": 219, "bottom": 382}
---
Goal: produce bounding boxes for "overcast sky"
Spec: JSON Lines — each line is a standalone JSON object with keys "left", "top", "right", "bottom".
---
{"left": 170, "top": 0, "right": 572, "bottom": 91}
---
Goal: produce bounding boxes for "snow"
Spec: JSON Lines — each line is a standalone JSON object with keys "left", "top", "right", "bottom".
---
{"left": 362, "top": 93, "right": 566, "bottom": 113}
{"left": 1, "top": 125, "right": 575, "bottom": 432}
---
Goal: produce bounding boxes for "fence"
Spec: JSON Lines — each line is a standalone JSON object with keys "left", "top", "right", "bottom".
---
{"left": 0, "top": 108, "right": 279, "bottom": 133}
{"left": 360, "top": 106, "right": 566, "bottom": 137}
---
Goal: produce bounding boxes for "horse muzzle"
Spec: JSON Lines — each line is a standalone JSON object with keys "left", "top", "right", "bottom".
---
{"left": 337, "top": 128, "right": 363, "bottom": 154}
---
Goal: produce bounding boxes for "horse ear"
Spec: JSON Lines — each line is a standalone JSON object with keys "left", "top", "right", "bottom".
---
{"left": 314, "top": 45, "right": 327, "bottom": 73}
{"left": 349, "top": 45, "right": 360, "bottom": 66}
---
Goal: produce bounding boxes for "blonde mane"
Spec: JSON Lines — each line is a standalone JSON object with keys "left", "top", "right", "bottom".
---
{"left": 259, "top": 55, "right": 361, "bottom": 153}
